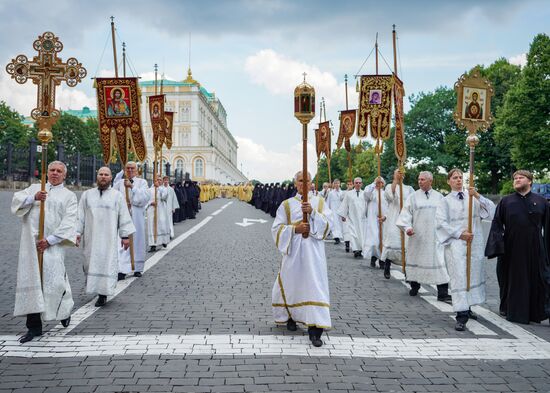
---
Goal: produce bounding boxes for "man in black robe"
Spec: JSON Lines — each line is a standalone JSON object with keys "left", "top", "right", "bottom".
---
{"left": 485, "top": 170, "right": 550, "bottom": 324}
{"left": 183, "top": 181, "right": 196, "bottom": 219}
{"left": 174, "top": 182, "right": 187, "bottom": 222}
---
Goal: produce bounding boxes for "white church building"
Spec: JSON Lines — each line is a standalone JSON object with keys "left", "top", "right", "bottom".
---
{"left": 140, "top": 69, "right": 246, "bottom": 183}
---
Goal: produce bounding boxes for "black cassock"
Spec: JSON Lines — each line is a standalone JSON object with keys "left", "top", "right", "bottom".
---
{"left": 485, "top": 191, "right": 550, "bottom": 324}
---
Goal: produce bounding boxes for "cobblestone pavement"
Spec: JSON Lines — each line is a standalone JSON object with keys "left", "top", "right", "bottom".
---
{"left": 1, "top": 190, "right": 550, "bottom": 392}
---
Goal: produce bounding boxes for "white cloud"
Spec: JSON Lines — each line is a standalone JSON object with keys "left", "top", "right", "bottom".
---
{"left": 244, "top": 49, "right": 358, "bottom": 110}
{"left": 509, "top": 53, "right": 527, "bottom": 67}
{"left": 139, "top": 72, "right": 177, "bottom": 82}
{"left": 236, "top": 135, "right": 318, "bottom": 182}
{"left": 0, "top": 68, "right": 95, "bottom": 115}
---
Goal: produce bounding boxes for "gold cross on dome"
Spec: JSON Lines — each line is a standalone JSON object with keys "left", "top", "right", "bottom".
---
{"left": 6, "top": 31, "right": 87, "bottom": 124}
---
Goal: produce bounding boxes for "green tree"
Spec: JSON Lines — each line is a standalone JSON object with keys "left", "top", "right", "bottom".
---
{"left": 0, "top": 101, "right": 32, "bottom": 147}
{"left": 50, "top": 113, "right": 102, "bottom": 156}
{"left": 474, "top": 59, "right": 521, "bottom": 193}
{"left": 496, "top": 33, "right": 550, "bottom": 175}
{"left": 315, "top": 141, "right": 377, "bottom": 188}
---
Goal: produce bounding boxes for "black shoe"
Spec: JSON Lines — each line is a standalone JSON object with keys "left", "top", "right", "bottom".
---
{"left": 310, "top": 337, "right": 323, "bottom": 347}
{"left": 117, "top": 273, "right": 126, "bottom": 281}
{"left": 334, "top": 238, "right": 340, "bottom": 245}
{"left": 95, "top": 295, "right": 107, "bottom": 307}
{"left": 345, "top": 241, "right": 350, "bottom": 253}
{"left": 378, "top": 262, "right": 384, "bottom": 269}
{"left": 437, "top": 294, "right": 452, "bottom": 304}
{"left": 61, "top": 317, "right": 71, "bottom": 328}
{"left": 286, "top": 319, "right": 297, "bottom": 331}
{"left": 370, "top": 257, "right": 376, "bottom": 268}
{"left": 353, "top": 251, "right": 362, "bottom": 258}
{"left": 499, "top": 310, "right": 507, "bottom": 317}
{"left": 383, "top": 261, "right": 391, "bottom": 279}
{"left": 409, "top": 287, "right": 419, "bottom": 296}
{"left": 162, "top": 243, "right": 167, "bottom": 248}
{"left": 468, "top": 310, "right": 478, "bottom": 320}
{"left": 149, "top": 246, "right": 156, "bottom": 252}
{"left": 134, "top": 272, "right": 142, "bottom": 278}
{"left": 455, "top": 321, "right": 466, "bottom": 331}
{"left": 19, "top": 330, "right": 42, "bottom": 344}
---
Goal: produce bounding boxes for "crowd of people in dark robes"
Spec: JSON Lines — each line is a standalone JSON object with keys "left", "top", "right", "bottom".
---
{"left": 249, "top": 182, "right": 298, "bottom": 217}
{"left": 172, "top": 180, "right": 202, "bottom": 222}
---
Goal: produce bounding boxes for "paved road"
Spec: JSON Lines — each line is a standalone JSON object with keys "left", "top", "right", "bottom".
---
{"left": 1, "top": 190, "right": 550, "bottom": 392}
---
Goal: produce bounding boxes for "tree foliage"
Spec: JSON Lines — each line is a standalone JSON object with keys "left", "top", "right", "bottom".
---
{"left": 496, "top": 33, "right": 550, "bottom": 175}
{"left": 0, "top": 101, "right": 33, "bottom": 147}
{"left": 50, "top": 113, "right": 102, "bottom": 156}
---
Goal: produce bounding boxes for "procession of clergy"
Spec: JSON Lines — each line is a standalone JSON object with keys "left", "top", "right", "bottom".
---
{"left": 11, "top": 159, "right": 550, "bottom": 347}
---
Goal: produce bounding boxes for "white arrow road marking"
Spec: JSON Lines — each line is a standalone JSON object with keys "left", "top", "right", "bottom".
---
{"left": 235, "top": 218, "right": 268, "bottom": 227}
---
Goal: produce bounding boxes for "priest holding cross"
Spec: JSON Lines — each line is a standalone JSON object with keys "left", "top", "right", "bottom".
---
{"left": 6, "top": 32, "right": 86, "bottom": 343}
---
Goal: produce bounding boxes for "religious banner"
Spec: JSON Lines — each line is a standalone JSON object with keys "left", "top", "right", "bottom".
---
{"left": 95, "top": 77, "right": 146, "bottom": 165}
{"left": 314, "top": 128, "right": 322, "bottom": 160}
{"left": 164, "top": 111, "right": 174, "bottom": 150}
{"left": 337, "top": 109, "right": 356, "bottom": 152}
{"left": 149, "top": 94, "right": 165, "bottom": 149}
{"left": 318, "top": 121, "right": 331, "bottom": 160}
{"left": 357, "top": 75, "right": 394, "bottom": 139}
{"left": 393, "top": 76, "right": 406, "bottom": 163}
{"left": 453, "top": 68, "right": 494, "bottom": 134}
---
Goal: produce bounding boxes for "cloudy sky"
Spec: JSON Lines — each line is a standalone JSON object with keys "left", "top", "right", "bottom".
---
{"left": 1, "top": 0, "right": 548, "bottom": 181}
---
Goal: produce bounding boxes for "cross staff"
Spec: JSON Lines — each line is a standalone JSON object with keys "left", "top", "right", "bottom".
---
{"left": 453, "top": 68, "right": 494, "bottom": 290}
{"left": 6, "top": 32, "right": 86, "bottom": 282}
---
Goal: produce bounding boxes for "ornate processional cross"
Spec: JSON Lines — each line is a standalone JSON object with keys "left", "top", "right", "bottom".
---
{"left": 6, "top": 31, "right": 87, "bottom": 135}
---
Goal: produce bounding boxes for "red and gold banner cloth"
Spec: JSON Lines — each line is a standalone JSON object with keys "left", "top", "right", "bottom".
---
{"left": 314, "top": 128, "right": 321, "bottom": 160}
{"left": 318, "top": 121, "right": 331, "bottom": 160}
{"left": 164, "top": 111, "right": 174, "bottom": 150}
{"left": 393, "top": 76, "right": 406, "bottom": 163}
{"left": 95, "top": 77, "right": 147, "bottom": 165}
{"left": 149, "top": 94, "right": 165, "bottom": 149}
{"left": 357, "top": 75, "right": 394, "bottom": 139}
{"left": 337, "top": 109, "right": 356, "bottom": 152}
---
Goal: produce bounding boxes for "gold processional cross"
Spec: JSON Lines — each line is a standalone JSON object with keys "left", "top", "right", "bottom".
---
{"left": 5, "top": 31, "right": 86, "bottom": 282}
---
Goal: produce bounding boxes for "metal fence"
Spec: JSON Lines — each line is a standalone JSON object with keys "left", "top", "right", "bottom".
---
{"left": 0, "top": 140, "right": 122, "bottom": 186}
{"left": 0, "top": 140, "right": 188, "bottom": 187}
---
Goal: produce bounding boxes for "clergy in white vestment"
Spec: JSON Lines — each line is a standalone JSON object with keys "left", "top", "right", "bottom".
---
{"left": 320, "top": 182, "right": 330, "bottom": 199}
{"left": 342, "top": 180, "right": 354, "bottom": 253}
{"left": 11, "top": 161, "right": 77, "bottom": 343}
{"left": 337, "top": 177, "right": 368, "bottom": 259}
{"left": 326, "top": 179, "right": 344, "bottom": 244}
{"left": 381, "top": 169, "right": 414, "bottom": 278}
{"left": 147, "top": 177, "right": 170, "bottom": 251}
{"left": 76, "top": 167, "right": 136, "bottom": 307}
{"left": 396, "top": 171, "right": 450, "bottom": 301}
{"left": 113, "top": 162, "right": 150, "bottom": 279}
{"left": 364, "top": 177, "right": 388, "bottom": 267}
{"left": 436, "top": 168, "right": 495, "bottom": 331}
{"left": 163, "top": 176, "right": 180, "bottom": 239}
{"left": 272, "top": 171, "right": 332, "bottom": 347}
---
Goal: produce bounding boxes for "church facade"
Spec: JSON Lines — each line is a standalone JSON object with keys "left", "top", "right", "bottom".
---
{"left": 140, "top": 69, "right": 246, "bottom": 184}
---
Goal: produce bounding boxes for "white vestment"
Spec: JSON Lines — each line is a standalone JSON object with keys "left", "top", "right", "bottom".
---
{"left": 165, "top": 185, "right": 179, "bottom": 238}
{"left": 436, "top": 191, "right": 494, "bottom": 312}
{"left": 147, "top": 185, "right": 170, "bottom": 246}
{"left": 381, "top": 184, "right": 414, "bottom": 263}
{"left": 364, "top": 183, "right": 388, "bottom": 260}
{"left": 76, "top": 187, "right": 136, "bottom": 296}
{"left": 272, "top": 194, "right": 332, "bottom": 328}
{"left": 113, "top": 176, "right": 149, "bottom": 273}
{"left": 396, "top": 189, "right": 449, "bottom": 285}
{"left": 337, "top": 189, "right": 368, "bottom": 252}
{"left": 326, "top": 189, "right": 344, "bottom": 239}
{"left": 11, "top": 183, "right": 77, "bottom": 320}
